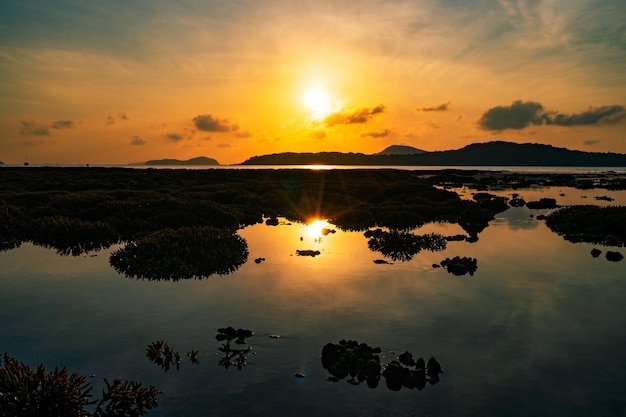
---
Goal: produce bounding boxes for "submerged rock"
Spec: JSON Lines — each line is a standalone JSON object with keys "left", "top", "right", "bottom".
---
{"left": 426, "top": 357, "right": 443, "bottom": 383}
{"left": 265, "top": 217, "right": 279, "bottom": 226}
{"left": 526, "top": 198, "right": 559, "bottom": 209}
{"left": 296, "top": 249, "right": 321, "bottom": 257}
{"left": 606, "top": 251, "right": 624, "bottom": 262}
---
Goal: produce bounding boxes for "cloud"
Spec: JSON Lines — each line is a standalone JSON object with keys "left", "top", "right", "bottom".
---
{"left": 131, "top": 136, "right": 146, "bottom": 146}
{"left": 166, "top": 133, "right": 183, "bottom": 141}
{"left": 22, "top": 139, "right": 53, "bottom": 146}
{"left": 312, "top": 131, "right": 326, "bottom": 139}
{"left": 235, "top": 130, "right": 252, "bottom": 138}
{"left": 20, "top": 121, "right": 50, "bottom": 136}
{"left": 478, "top": 101, "right": 625, "bottom": 130}
{"left": 361, "top": 129, "right": 390, "bottom": 138}
{"left": 106, "top": 112, "right": 130, "bottom": 125}
{"left": 583, "top": 139, "right": 600, "bottom": 146}
{"left": 324, "top": 105, "right": 385, "bottom": 126}
{"left": 418, "top": 101, "right": 451, "bottom": 112}
{"left": 217, "top": 143, "right": 231, "bottom": 148}
{"left": 51, "top": 120, "right": 74, "bottom": 129}
{"left": 193, "top": 114, "right": 239, "bottom": 132}
{"left": 547, "top": 106, "right": 625, "bottom": 126}
{"left": 478, "top": 100, "right": 546, "bottom": 130}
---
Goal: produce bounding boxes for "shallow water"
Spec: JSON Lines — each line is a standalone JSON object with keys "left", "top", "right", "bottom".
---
{"left": 1, "top": 186, "right": 625, "bottom": 417}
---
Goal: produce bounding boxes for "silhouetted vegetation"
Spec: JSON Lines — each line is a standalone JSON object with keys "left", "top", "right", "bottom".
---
{"left": 546, "top": 206, "right": 626, "bottom": 246}
{"left": 0, "top": 352, "right": 161, "bottom": 417}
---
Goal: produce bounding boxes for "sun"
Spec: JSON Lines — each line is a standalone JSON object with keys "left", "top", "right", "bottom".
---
{"left": 306, "top": 219, "right": 327, "bottom": 238}
{"left": 303, "top": 88, "right": 333, "bottom": 118}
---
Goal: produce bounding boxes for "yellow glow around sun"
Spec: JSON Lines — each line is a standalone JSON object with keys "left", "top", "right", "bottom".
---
{"left": 306, "top": 219, "right": 328, "bottom": 238}
{"left": 303, "top": 88, "right": 333, "bottom": 119}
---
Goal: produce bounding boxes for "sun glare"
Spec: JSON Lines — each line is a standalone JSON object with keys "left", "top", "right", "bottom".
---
{"left": 306, "top": 219, "right": 328, "bottom": 238}
{"left": 303, "top": 88, "right": 333, "bottom": 118}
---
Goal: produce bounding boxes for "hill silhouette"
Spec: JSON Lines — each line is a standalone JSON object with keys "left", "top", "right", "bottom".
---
{"left": 240, "top": 141, "right": 626, "bottom": 166}
{"left": 144, "top": 156, "right": 219, "bottom": 166}
{"left": 377, "top": 145, "right": 426, "bottom": 155}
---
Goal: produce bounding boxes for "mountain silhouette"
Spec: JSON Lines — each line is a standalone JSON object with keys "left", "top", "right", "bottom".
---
{"left": 240, "top": 141, "right": 626, "bottom": 166}
{"left": 144, "top": 156, "right": 219, "bottom": 166}
{"left": 377, "top": 145, "right": 426, "bottom": 155}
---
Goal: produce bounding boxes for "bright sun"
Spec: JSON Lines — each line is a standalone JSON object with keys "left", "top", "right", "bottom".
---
{"left": 303, "top": 88, "right": 333, "bottom": 118}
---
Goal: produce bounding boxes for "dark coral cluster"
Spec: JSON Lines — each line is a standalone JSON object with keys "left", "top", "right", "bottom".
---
{"left": 215, "top": 327, "right": 254, "bottom": 344}
{"left": 109, "top": 226, "right": 248, "bottom": 280}
{"left": 147, "top": 327, "right": 256, "bottom": 373}
{"left": 546, "top": 206, "right": 626, "bottom": 246}
{"left": 0, "top": 352, "right": 161, "bottom": 417}
{"left": 365, "top": 229, "right": 447, "bottom": 262}
{"left": 440, "top": 256, "right": 478, "bottom": 276}
{"left": 321, "top": 340, "right": 443, "bottom": 391}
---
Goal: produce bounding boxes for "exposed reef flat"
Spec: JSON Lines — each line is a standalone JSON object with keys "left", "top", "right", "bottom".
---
{"left": 546, "top": 206, "right": 626, "bottom": 247}
{"left": 1, "top": 168, "right": 625, "bottom": 275}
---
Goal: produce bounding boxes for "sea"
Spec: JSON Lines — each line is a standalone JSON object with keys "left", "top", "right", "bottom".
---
{"left": 1, "top": 166, "right": 625, "bottom": 417}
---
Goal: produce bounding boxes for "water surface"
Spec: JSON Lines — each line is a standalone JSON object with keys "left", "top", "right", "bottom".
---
{"left": 1, "top": 186, "right": 625, "bottom": 417}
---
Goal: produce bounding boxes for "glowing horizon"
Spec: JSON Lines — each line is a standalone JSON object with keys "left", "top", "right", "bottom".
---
{"left": 1, "top": 0, "right": 625, "bottom": 165}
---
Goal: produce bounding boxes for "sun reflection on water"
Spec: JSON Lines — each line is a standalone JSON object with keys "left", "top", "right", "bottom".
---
{"left": 305, "top": 219, "right": 329, "bottom": 239}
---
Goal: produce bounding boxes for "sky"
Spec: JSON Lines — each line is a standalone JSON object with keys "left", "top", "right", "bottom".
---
{"left": 0, "top": 0, "right": 625, "bottom": 165}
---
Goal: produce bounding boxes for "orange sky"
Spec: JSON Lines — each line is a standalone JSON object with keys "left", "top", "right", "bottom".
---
{"left": 1, "top": 0, "right": 625, "bottom": 165}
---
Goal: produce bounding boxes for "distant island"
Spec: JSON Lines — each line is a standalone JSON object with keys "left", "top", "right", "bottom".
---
{"left": 376, "top": 145, "right": 426, "bottom": 155}
{"left": 240, "top": 141, "right": 626, "bottom": 166}
{"left": 144, "top": 156, "right": 219, "bottom": 166}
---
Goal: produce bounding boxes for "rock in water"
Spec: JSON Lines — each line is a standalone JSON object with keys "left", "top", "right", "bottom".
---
{"left": 606, "top": 251, "right": 624, "bottom": 262}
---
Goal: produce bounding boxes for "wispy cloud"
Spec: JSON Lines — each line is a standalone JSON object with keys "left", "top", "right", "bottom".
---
{"left": 324, "top": 105, "right": 385, "bottom": 126}
{"left": 478, "top": 100, "right": 625, "bottom": 130}
{"left": 361, "top": 129, "right": 390, "bottom": 138}
{"left": 131, "top": 136, "right": 146, "bottom": 146}
{"left": 548, "top": 106, "right": 625, "bottom": 126}
{"left": 235, "top": 130, "right": 252, "bottom": 139}
{"left": 106, "top": 112, "right": 130, "bottom": 125}
{"left": 193, "top": 114, "right": 239, "bottom": 132}
{"left": 20, "top": 121, "right": 50, "bottom": 136}
{"left": 20, "top": 119, "right": 76, "bottom": 137}
{"left": 166, "top": 133, "right": 183, "bottom": 142}
{"left": 417, "top": 102, "right": 451, "bottom": 112}
{"left": 51, "top": 120, "right": 74, "bottom": 129}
